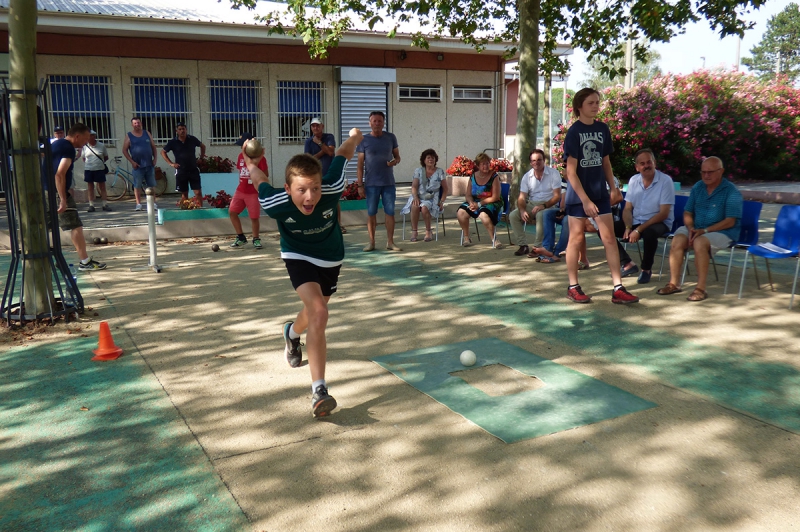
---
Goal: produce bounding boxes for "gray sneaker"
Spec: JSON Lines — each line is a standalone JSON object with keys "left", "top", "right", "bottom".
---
{"left": 78, "top": 258, "right": 107, "bottom": 271}
{"left": 282, "top": 322, "right": 302, "bottom": 368}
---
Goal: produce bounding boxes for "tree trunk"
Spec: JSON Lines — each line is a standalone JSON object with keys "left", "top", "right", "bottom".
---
{"left": 511, "top": 0, "right": 540, "bottom": 203}
{"left": 542, "top": 74, "right": 551, "bottom": 165}
{"left": 9, "top": 0, "right": 54, "bottom": 315}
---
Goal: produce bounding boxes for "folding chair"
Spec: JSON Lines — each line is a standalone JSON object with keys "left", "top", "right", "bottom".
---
{"left": 738, "top": 204, "right": 800, "bottom": 309}
{"left": 723, "top": 200, "right": 762, "bottom": 294}
{"left": 460, "top": 183, "right": 510, "bottom": 248}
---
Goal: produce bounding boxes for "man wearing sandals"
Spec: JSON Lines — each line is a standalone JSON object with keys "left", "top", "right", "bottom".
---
{"left": 657, "top": 156, "right": 741, "bottom": 301}
{"left": 510, "top": 149, "right": 562, "bottom": 257}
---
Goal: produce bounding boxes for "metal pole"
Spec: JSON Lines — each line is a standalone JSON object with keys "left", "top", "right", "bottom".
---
{"left": 146, "top": 187, "right": 160, "bottom": 271}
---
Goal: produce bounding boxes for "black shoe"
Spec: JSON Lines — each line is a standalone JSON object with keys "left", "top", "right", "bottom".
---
{"left": 620, "top": 263, "right": 640, "bottom": 278}
{"left": 311, "top": 385, "right": 337, "bottom": 418}
{"left": 102, "top": 204, "right": 112, "bottom": 212}
{"left": 283, "top": 322, "right": 302, "bottom": 368}
{"left": 514, "top": 245, "right": 530, "bottom": 256}
{"left": 87, "top": 205, "right": 96, "bottom": 212}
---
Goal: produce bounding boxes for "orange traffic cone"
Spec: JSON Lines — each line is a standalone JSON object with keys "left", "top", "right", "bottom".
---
{"left": 92, "top": 321, "right": 123, "bottom": 361}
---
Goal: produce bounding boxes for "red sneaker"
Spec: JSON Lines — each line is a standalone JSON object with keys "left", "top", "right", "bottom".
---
{"left": 612, "top": 286, "right": 640, "bottom": 304}
{"left": 567, "top": 285, "right": 592, "bottom": 303}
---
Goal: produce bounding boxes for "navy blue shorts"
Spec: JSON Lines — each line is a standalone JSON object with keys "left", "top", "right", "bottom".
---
{"left": 84, "top": 169, "right": 107, "bottom": 183}
{"left": 565, "top": 196, "right": 612, "bottom": 218}
{"left": 176, "top": 167, "right": 201, "bottom": 193}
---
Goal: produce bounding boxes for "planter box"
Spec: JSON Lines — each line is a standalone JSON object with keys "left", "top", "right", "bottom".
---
{"left": 200, "top": 172, "right": 239, "bottom": 196}
{"left": 340, "top": 199, "right": 382, "bottom": 211}
{"left": 158, "top": 207, "right": 249, "bottom": 224}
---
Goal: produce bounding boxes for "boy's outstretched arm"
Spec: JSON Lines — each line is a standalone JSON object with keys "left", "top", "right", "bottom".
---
{"left": 336, "top": 128, "right": 363, "bottom": 160}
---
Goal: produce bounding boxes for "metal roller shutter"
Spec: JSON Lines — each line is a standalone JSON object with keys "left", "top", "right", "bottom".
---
{"left": 339, "top": 83, "right": 388, "bottom": 183}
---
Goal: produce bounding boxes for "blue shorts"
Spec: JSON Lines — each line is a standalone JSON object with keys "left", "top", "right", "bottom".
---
{"left": 565, "top": 196, "right": 612, "bottom": 218}
{"left": 133, "top": 166, "right": 156, "bottom": 189}
{"left": 84, "top": 169, "right": 107, "bottom": 183}
{"left": 365, "top": 185, "right": 396, "bottom": 216}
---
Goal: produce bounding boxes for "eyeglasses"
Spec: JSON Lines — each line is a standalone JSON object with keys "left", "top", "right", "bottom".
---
{"left": 700, "top": 168, "right": 722, "bottom": 176}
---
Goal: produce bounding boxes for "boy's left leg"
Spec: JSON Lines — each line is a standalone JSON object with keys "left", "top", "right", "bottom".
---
{"left": 293, "top": 283, "right": 336, "bottom": 417}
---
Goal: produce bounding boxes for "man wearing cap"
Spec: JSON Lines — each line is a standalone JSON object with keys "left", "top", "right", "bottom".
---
{"left": 122, "top": 117, "right": 158, "bottom": 211}
{"left": 162, "top": 122, "right": 206, "bottom": 207}
{"left": 304, "top": 118, "right": 346, "bottom": 233}
{"left": 229, "top": 133, "right": 268, "bottom": 248}
{"left": 51, "top": 126, "right": 65, "bottom": 143}
{"left": 81, "top": 130, "right": 111, "bottom": 212}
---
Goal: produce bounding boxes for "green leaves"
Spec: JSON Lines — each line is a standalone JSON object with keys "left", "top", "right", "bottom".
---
{"left": 742, "top": 2, "right": 800, "bottom": 83}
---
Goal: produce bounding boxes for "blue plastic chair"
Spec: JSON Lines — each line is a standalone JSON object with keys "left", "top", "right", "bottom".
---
{"left": 657, "top": 195, "right": 688, "bottom": 280}
{"left": 723, "top": 200, "right": 762, "bottom": 294}
{"left": 738, "top": 204, "right": 800, "bottom": 309}
{"left": 460, "top": 182, "right": 509, "bottom": 248}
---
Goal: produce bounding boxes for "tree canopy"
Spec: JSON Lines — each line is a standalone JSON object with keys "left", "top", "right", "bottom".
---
{"left": 741, "top": 2, "right": 800, "bottom": 83}
{"left": 581, "top": 46, "right": 662, "bottom": 90}
{"left": 229, "top": 0, "right": 767, "bottom": 179}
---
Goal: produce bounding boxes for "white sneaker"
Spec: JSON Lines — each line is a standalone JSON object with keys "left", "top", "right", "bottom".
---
{"left": 135, "top": 204, "right": 143, "bottom": 211}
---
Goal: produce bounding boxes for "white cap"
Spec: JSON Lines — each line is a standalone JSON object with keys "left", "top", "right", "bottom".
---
{"left": 89, "top": 129, "right": 97, "bottom": 135}
{"left": 310, "top": 117, "right": 322, "bottom": 125}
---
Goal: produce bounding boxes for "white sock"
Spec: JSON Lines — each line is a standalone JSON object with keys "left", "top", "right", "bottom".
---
{"left": 80, "top": 257, "right": 91, "bottom": 265}
{"left": 288, "top": 324, "right": 300, "bottom": 340}
{"left": 312, "top": 379, "right": 326, "bottom": 393}
{"left": 88, "top": 201, "right": 94, "bottom": 206}
{"left": 102, "top": 200, "right": 108, "bottom": 206}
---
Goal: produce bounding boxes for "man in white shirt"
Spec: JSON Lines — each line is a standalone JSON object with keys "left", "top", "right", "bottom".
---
{"left": 618, "top": 148, "right": 675, "bottom": 283}
{"left": 509, "top": 149, "right": 562, "bottom": 256}
{"left": 81, "top": 130, "right": 111, "bottom": 212}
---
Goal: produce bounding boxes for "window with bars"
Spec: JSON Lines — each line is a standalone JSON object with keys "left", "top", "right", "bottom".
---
{"left": 452, "top": 86, "right": 494, "bottom": 103}
{"left": 208, "top": 79, "right": 262, "bottom": 145}
{"left": 398, "top": 85, "right": 441, "bottom": 102}
{"left": 47, "top": 75, "right": 115, "bottom": 144}
{"left": 277, "top": 81, "right": 327, "bottom": 144}
{"left": 132, "top": 77, "right": 191, "bottom": 144}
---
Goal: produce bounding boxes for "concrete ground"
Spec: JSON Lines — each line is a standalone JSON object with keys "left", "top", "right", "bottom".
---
{"left": 2, "top": 190, "right": 800, "bottom": 531}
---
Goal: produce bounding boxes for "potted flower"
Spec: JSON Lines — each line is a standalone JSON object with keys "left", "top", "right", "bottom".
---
{"left": 197, "top": 155, "right": 237, "bottom": 198}
{"left": 197, "top": 155, "right": 235, "bottom": 174}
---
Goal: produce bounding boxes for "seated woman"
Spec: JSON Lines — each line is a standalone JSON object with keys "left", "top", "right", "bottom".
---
{"left": 400, "top": 148, "right": 448, "bottom": 242}
{"left": 456, "top": 153, "right": 505, "bottom": 248}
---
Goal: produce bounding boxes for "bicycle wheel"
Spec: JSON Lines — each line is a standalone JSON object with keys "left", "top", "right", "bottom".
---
{"left": 153, "top": 173, "right": 168, "bottom": 197}
{"left": 106, "top": 170, "right": 128, "bottom": 200}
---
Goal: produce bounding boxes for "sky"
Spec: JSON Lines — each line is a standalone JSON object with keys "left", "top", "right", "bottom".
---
{"left": 567, "top": 0, "right": 793, "bottom": 89}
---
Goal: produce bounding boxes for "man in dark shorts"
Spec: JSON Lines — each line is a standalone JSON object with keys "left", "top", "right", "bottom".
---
{"left": 53, "top": 123, "right": 106, "bottom": 271}
{"left": 161, "top": 122, "right": 206, "bottom": 206}
{"left": 82, "top": 129, "right": 111, "bottom": 212}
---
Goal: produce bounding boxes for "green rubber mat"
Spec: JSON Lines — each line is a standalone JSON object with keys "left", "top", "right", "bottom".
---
{"left": 347, "top": 245, "right": 800, "bottom": 434}
{"left": 0, "top": 338, "right": 246, "bottom": 532}
{"left": 373, "top": 337, "right": 656, "bottom": 443}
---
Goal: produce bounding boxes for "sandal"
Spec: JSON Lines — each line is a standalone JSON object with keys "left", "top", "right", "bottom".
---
{"left": 462, "top": 239, "right": 473, "bottom": 247}
{"left": 536, "top": 255, "right": 560, "bottom": 263}
{"left": 686, "top": 288, "right": 708, "bottom": 301}
{"left": 340, "top": 225, "right": 348, "bottom": 234}
{"left": 494, "top": 242, "right": 504, "bottom": 249}
{"left": 657, "top": 283, "right": 682, "bottom": 296}
{"left": 423, "top": 235, "right": 433, "bottom": 242}
{"left": 410, "top": 231, "right": 418, "bottom": 243}
{"left": 578, "top": 261, "right": 590, "bottom": 270}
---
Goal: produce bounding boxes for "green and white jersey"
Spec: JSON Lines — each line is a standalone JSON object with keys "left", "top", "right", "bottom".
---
{"left": 258, "top": 156, "right": 347, "bottom": 267}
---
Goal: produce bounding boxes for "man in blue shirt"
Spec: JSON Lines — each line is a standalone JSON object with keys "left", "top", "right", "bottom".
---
{"left": 53, "top": 123, "right": 106, "bottom": 271}
{"left": 356, "top": 111, "right": 401, "bottom": 252}
{"left": 657, "top": 156, "right": 742, "bottom": 301}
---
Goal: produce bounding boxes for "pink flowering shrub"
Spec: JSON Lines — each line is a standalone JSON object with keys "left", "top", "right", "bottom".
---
{"left": 552, "top": 72, "right": 800, "bottom": 183}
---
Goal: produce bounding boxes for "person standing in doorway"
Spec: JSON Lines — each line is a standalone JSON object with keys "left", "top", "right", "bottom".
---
{"left": 122, "top": 116, "right": 158, "bottom": 211}
{"left": 356, "top": 111, "right": 401, "bottom": 252}
{"left": 162, "top": 122, "right": 206, "bottom": 207}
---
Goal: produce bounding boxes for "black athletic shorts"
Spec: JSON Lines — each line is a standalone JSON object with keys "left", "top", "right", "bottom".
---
{"left": 283, "top": 259, "right": 341, "bottom": 296}
{"left": 175, "top": 167, "right": 201, "bottom": 193}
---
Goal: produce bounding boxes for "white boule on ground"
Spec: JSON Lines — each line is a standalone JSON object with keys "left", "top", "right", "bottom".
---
{"left": 460, "top": 349, "right": 477, "bottom": 367}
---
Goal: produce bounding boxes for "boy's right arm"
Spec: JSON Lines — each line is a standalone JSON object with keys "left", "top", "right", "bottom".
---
{"left": 336, "top": 128, "right": 363, "bottom": 161}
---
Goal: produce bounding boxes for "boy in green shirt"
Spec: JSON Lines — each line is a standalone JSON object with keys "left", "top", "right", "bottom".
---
{"left": 244, "top": 128, "right": 363, "bottom": 418}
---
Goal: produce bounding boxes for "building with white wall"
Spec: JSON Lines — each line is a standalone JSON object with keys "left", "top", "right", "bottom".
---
{"left": 0, "top": 0, "right": 576, "bottom": 193}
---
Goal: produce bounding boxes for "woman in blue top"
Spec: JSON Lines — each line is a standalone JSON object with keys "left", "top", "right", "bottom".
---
{"left": 456, "top": 153, "right": 504, "bottom": 248}
{"left": 563, "top": 88, "right": 638, "bottom": 304}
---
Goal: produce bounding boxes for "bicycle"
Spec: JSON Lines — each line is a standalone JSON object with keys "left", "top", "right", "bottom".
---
{"left": 106, "top": 156, "right": 168, "bottom": 201}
